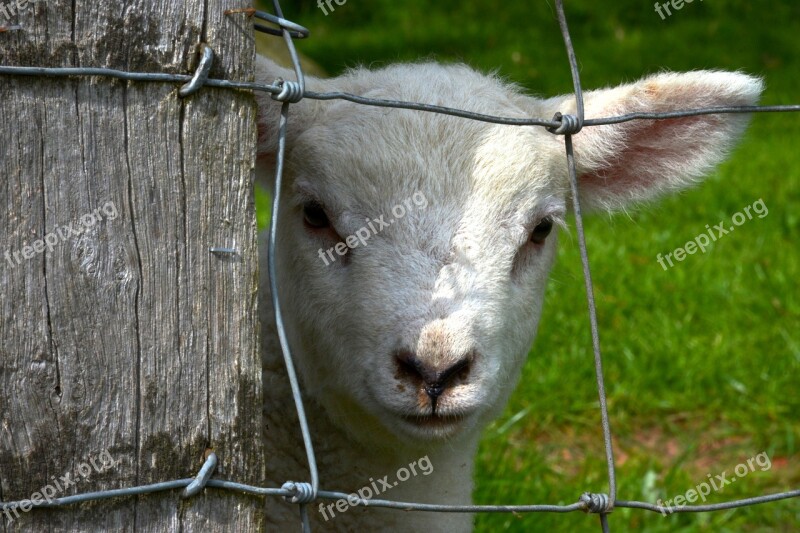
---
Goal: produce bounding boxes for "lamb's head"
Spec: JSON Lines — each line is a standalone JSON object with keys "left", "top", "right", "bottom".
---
{"left": 256, "top": 57, "right": 762, "bottom": 449}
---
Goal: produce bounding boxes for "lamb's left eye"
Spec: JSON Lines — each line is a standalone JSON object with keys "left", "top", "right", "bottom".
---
{"left": 530, "top": 217, "right": 553, "bottom": 244}
{"left": 303, "top": 201, "right": 330, "bottom": 229}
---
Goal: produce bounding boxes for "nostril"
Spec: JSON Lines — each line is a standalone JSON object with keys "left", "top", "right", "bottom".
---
{"left": 444, "top": 357, "right": 471, "bottom": 385}
{"left": 393, "top": 350, "right": 473, "bottom": 395}
{"left": 394, "top": 350, "right": 424, "bottom": 381}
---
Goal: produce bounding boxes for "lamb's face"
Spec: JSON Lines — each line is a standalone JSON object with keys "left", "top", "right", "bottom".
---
{"left": 270, "top": 65, "right": 569, "bottom": 445}
{"left": 258, "top": 59, "right": 762, "bottom": 448}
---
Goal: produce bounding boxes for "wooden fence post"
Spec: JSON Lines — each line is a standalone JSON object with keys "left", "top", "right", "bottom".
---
{"left": 0, "top": 1, "right": 264, "bottom": 530}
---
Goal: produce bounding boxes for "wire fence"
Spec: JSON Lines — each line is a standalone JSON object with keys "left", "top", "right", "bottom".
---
{"left": 1, "top": 0, "right": 798, "bottom": 531}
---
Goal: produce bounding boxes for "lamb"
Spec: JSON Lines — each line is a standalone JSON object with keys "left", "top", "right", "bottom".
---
{"left": 255, "top": 55, "right": 762, "bottom": 532}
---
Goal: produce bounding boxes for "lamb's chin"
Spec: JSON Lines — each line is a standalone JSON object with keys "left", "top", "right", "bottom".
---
{"left": 374, "top": 406, "right": 482, "bottom": 443}
{"left": 396, "top": 413, "right": 473, "bottom": 441}
{"left": 362, "top": 386, "right": 484, "bottom": 442}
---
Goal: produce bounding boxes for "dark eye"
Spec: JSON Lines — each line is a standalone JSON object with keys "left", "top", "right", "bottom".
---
{"left": 303, "top": 201, "right": 330, "bottom": 229}
{"left": 530, "top": 217, "right": 554, "bottom": 245}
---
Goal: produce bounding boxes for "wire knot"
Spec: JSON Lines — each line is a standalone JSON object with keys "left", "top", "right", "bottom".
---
{"left": 181, "top": 451, "right": 218, "bottom": 498}
{"left": 580, "top": 492, "right": 612, "bottom": 513}
{"left": 272, "top": 79, "right": 304, "bottom": 103}
{"left": 282, "top": 481, "right": 315, "bottom": 504}
{"left": 547, "top": 112, "right": 583, "bottom": 135}
{"left": 179, "top": 44, "right": 214, "bottom": 97}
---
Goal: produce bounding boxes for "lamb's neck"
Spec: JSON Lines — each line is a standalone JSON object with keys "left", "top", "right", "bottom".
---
{"left": 263, "top": 339, "right": 477, "bottom": 531}
{"left": 264, "top": 338, "right": 477, "bottom": 503}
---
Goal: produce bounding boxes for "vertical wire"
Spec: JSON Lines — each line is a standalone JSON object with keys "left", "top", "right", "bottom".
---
{"left": 555, "top": 0, "right": 617, "bottom": 512}
{"left": 268, "top": 100, "right": 320, "bottom": 501}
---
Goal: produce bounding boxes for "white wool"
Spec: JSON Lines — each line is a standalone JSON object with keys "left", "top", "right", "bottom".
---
{"left": 256, "top": 55, "right": 762, "bottom": 531}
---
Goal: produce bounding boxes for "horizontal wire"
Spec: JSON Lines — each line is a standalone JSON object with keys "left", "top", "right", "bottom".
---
{"left": 2, "top": 481, "right": 797, "bottom": 515}
{"left": 1, "top": 66, "right": 798, "bottom": 128}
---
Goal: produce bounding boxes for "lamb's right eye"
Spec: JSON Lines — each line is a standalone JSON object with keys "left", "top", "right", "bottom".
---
{"left": 303, "top": 201, "right": 330, "bottom": 229}
{"left": 530, "top": 216, "right": 554, "bottom": 245}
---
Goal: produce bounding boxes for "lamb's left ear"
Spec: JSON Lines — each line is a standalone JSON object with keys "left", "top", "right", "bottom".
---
{"left": 254, "top": 55, "right": 333, "bottom": 191}
{"left": 540, "top": 71, "right": 764, "bottom": 211}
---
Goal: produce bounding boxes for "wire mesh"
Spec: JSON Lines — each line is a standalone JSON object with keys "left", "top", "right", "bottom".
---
{"left": 1, "top": 0, "right": 798, "bottom": 531}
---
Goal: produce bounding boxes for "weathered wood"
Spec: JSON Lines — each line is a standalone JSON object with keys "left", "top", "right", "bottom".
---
{"left": 0, "top": 1, "right": 263, "bottom": 531}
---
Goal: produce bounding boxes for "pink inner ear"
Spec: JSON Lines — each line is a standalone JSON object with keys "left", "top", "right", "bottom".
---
{"left": 579, "top": 114, "right": 723, "bottom": 200}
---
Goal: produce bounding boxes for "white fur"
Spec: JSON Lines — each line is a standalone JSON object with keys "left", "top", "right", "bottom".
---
{"left": 256, "top": 56, "right": 762, "bottom": 531}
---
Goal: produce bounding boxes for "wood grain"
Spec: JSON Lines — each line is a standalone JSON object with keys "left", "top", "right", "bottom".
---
{"left": 0, "top": 1, "right": 263, "bottom": 530}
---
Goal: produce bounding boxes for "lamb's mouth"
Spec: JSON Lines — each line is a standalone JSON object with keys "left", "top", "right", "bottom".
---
{"left": 401, "top": 413, "right": 466, "bottom": 428}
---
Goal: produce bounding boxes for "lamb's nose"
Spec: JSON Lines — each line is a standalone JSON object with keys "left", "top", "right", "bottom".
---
{"left": 394, "top": 351, "right": 472, "bottom": 413}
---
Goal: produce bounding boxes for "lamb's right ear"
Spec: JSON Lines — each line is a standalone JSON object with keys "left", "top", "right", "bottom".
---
{"left": 538, "top": 71, "right": 763, "bottom": 211}
{"left": 254, "top": 55, "right": 329, "bottom": 187}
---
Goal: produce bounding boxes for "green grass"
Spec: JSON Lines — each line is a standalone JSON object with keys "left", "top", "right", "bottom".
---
{"left": 263, "top": 1, "right": 800, "bottom": 530}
